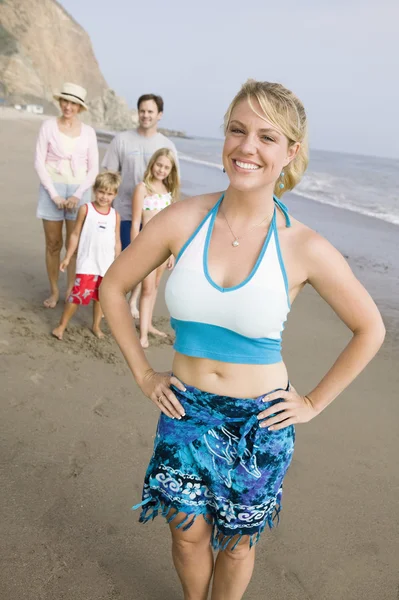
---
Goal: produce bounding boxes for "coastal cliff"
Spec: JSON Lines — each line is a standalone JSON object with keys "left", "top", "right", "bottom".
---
{"left": 0, "top": 0, "right": 156, "bottom": 132}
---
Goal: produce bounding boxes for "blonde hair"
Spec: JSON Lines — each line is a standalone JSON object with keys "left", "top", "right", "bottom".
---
{"left": 143, "top": 148, "right": 180, "bottom": 200}
{"left": 224, "top": 80, "right": 309, "bottom": 197}
{"left": 93, "top": 171, "right": 121, "bottom": 194}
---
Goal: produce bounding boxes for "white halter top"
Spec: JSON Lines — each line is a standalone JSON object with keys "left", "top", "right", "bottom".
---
{"left": 165, "top": 195, "right": 291, "bottom": 364}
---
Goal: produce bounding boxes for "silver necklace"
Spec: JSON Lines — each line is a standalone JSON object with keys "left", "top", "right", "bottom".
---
{"left": 220, "top": 205, "right": 275, "bottom": 247}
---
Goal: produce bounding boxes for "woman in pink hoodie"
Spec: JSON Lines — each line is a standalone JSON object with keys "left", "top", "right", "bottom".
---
{"left": 34, "top": 83, "right": 99, "bottom": 308}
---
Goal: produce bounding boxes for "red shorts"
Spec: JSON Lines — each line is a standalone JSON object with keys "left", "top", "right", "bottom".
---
{"left": 68, "top": 274, "right": 103, "bottom": 305}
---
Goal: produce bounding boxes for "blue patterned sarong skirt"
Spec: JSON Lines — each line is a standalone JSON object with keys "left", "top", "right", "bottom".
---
{"left": 133, "top": 382, "right": 295, "bottom": 550}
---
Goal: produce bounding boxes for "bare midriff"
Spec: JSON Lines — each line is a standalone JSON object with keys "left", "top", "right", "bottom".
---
{"left": 172, "top": 352, "right": 289, "bottom": 399}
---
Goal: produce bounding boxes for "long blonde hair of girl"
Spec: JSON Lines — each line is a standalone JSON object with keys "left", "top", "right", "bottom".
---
{"left": 143, "top": 148, "right": 180, "bottom": 200}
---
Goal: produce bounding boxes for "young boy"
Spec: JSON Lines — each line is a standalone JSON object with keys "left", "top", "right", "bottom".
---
{"left": 52, "top": 172, "right": 121, "bottom": 340}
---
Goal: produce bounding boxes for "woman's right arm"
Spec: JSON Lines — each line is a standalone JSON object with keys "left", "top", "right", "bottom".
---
{"left": 100, "top": 203, "right": 186, "bottom": 419}
{"left": 131, "top": 183, "right": 146, "bottom": 242}
{"left": 34, "top": 121, "right": 62, "bottom": 203}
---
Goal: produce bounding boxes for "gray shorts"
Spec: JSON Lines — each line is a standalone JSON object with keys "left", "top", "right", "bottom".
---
{"left": 36, "top": 182, "right": 92, "bottom": 221}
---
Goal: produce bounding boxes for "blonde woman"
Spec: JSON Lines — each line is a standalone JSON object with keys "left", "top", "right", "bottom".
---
{"left": 35, "top": 83, "right": 99, "bottom": 308}
{"left": 131, "top": 148, "right": 180, "bottom": 348}
{"left": 100, "top": 80, "right": 385, "bottom": 600}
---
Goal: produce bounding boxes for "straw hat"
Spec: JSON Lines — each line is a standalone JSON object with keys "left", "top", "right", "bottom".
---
{"left": 53, "top": 83, "right": 88, "bottom": 110}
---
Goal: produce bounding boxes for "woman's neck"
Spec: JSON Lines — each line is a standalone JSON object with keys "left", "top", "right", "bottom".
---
{"left": 59, "top": 115, "right": 78, "bottom": 128}
{"left": 222, "top": 185, "right": 275, "bottom": 222}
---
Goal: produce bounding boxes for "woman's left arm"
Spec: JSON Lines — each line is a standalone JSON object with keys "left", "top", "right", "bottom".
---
{"left": 259, "top": 232, "right": 386, "bottom": 430}
{"left": 74, "top": 127, "right": 100, "bottom": 200}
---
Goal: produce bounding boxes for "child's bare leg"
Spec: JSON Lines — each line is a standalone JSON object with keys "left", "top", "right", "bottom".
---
{"left": 42, "top": 220, "right": 63, "bottom": 308}
{"left": 148, "top": 263, "right": 167, "bottom": 338}
{"left": 52, "top": 302, "right": 79, "bottom": 340}
{"left": 65, "top": 220, "right": 77, "bottom": 299}
{"left": 92, "top": 301, "right": 104, "bottom": 338}
{"left": 129, "top": 283, "right": 141, "bottom": 318}
{"left": 139, "top": 273, "right": 156, "bottom": 348}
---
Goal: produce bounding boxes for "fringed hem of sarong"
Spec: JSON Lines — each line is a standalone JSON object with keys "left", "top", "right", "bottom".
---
{"left": 132, "top": 492, "right": 282, "bottom": 551}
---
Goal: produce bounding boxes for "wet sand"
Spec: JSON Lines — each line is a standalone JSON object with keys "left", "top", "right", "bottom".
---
{"left": 0, "top": 115, "right": 398, "bottom": 600}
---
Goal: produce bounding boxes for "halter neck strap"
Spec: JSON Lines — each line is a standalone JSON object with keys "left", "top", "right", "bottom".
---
{"left": 215, "top": 193, "right": 291, "bottom": 228}
{"left": 273, "top": 196, "right": 291, "bottom": 227}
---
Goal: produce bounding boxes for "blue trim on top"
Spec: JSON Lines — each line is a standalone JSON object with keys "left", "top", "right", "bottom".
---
{"left": 273, "top": 218, "right": 291, "bottom": 308}
{"left": 273, "top": 195, "right": 291, "bottom": 227}
{"left": 170, "top": 317, "right": 282, "bottom": 365}
{"left": 174, "top": 194, "right": 224, "bottom": 265}
{"left": 203, "top": 206, "right": 277, "bottom": 293}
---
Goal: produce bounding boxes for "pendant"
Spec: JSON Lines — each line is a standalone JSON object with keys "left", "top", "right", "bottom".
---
{"left": 232, "top": 239, "right": 239, "bottom": 247}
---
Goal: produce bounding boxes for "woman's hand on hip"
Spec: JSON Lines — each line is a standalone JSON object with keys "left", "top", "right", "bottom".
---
{"left": 257, "top": 385, "right": 319, "bottom": 430}
{"left": 53, "top": 196, "right": 65, "bottom": 209}
{"left": 65, "top": 196, "right": 79, "bottom": 211}
{"left": 140, "top": 370, "right": 187, "bottom": 419}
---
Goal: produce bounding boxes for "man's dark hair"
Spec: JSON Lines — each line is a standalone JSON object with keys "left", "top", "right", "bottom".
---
{"left": 137, "top": 94, "right": 164, "bottom": 113}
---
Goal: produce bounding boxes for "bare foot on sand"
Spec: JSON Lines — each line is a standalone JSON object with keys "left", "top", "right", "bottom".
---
{"left": 51, "top": 326, "right": 65, "bottom": 340}
{"left": 140, "top": 337, "right": 149, "bottom": 349}
{"left": 92, "top": 327, "right": 105, "bottom": 339}
{"left": 44, "top": 292, "right": 59, "bottom": 309}
{"left": 149, "top": 326, "right": 167, "bottom": 338}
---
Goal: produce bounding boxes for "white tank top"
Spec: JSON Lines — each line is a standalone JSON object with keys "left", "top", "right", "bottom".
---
{"left": 165, "top": 195, "right": 291, "bottom": 364}
{"left": 76, "top": 203, "right": 117, "bottom": 277}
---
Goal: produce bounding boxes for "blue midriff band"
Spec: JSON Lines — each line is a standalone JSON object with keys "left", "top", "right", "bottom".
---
{"left": 170, "top": 318, "right": 282, "bottom": 365}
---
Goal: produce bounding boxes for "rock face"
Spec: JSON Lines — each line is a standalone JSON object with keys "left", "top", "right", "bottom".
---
{"left": 0, "top": 0, "right": 137, "bottom": 129}
{"left": 87, "top": 89, "right": 138, "bottom": 131}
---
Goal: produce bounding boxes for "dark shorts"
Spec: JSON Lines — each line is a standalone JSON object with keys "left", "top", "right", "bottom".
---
{"left": 120, "top": 220, "right": 143, "bottom": 250}
{"left": 133, "top": 382, "right": 295, "bottom": 550}
{"left": 68, "top": 274, "right": 102, "bottom": 305}
{"left": 120, "top": 220, "right": 132, "bottom": 250}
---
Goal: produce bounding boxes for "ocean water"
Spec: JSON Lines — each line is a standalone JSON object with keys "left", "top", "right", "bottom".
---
{"left": 172, "top": 137, "right": 399, "bottom": 226}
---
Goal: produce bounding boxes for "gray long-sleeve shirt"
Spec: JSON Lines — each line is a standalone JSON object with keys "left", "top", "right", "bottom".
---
{"left": 102, "top": 129, "right": 179, "bottom": 221}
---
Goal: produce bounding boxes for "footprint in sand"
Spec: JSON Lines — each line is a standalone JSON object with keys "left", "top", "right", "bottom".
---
{"left": 67, "top": 440, "right": 90, "bottom": 478}
{"left": 30, "top": 372, "right": 44, "bottom": 385}
{"left": 93, "top": 400, "right": 110, "bottom": 418}
{"left": 281, "top": 568, "right": 313, "bottom": 600}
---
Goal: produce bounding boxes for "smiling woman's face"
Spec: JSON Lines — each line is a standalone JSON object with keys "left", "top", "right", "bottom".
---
{"left": 59, "top": 98, "right": 81, "bottom": 118}
{"left": 223, "top": 98, "right": 299, "bottom": 194}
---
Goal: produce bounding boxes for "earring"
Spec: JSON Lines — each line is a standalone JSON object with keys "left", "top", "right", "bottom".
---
{"left": 222, "top": 167, "right": 226, "bottom": 173}
{"left": 279, "top": 171, "right": 285, "bottom": 189}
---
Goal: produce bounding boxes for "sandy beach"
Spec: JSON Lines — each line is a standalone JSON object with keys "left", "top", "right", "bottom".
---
{"left": 1, "top": 114, "right": 398, "bottom": 600}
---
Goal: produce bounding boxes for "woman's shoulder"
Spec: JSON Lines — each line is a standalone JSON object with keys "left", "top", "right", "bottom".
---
{"left": 161, "top": 191, "right": 220, "bottom": 219}
{"left": 283, "top": 213, "right": 342, "bottom": 264}
{"left": 40, "top": 117, "right": 57, "bottom": 133}
{"left": 81, "top": 122, "right": 96, "bottom": 137}
{"left": 172, "top": 192, "right": 222, "bottom": 212}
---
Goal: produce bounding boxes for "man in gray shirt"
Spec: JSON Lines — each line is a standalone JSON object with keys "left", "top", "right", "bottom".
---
{"left": 102, "top": 93, "right": 179, "bottom": 250}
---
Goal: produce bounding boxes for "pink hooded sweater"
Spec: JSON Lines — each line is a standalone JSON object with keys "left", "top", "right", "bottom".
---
{"left": 34, "top": 118, "right": 99, "bottom": 200}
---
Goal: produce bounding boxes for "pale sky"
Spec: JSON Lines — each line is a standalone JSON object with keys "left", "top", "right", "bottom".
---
{"left": 59, "top": 0, "right": 399, "bottom": 158}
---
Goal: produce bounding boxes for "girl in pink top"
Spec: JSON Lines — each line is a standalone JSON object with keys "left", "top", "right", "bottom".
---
{"left": 131, "top": 148, "right": 180, "bottom": 348}
{"left": 34, "top": 82, "right": 99, "bottom": 308}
